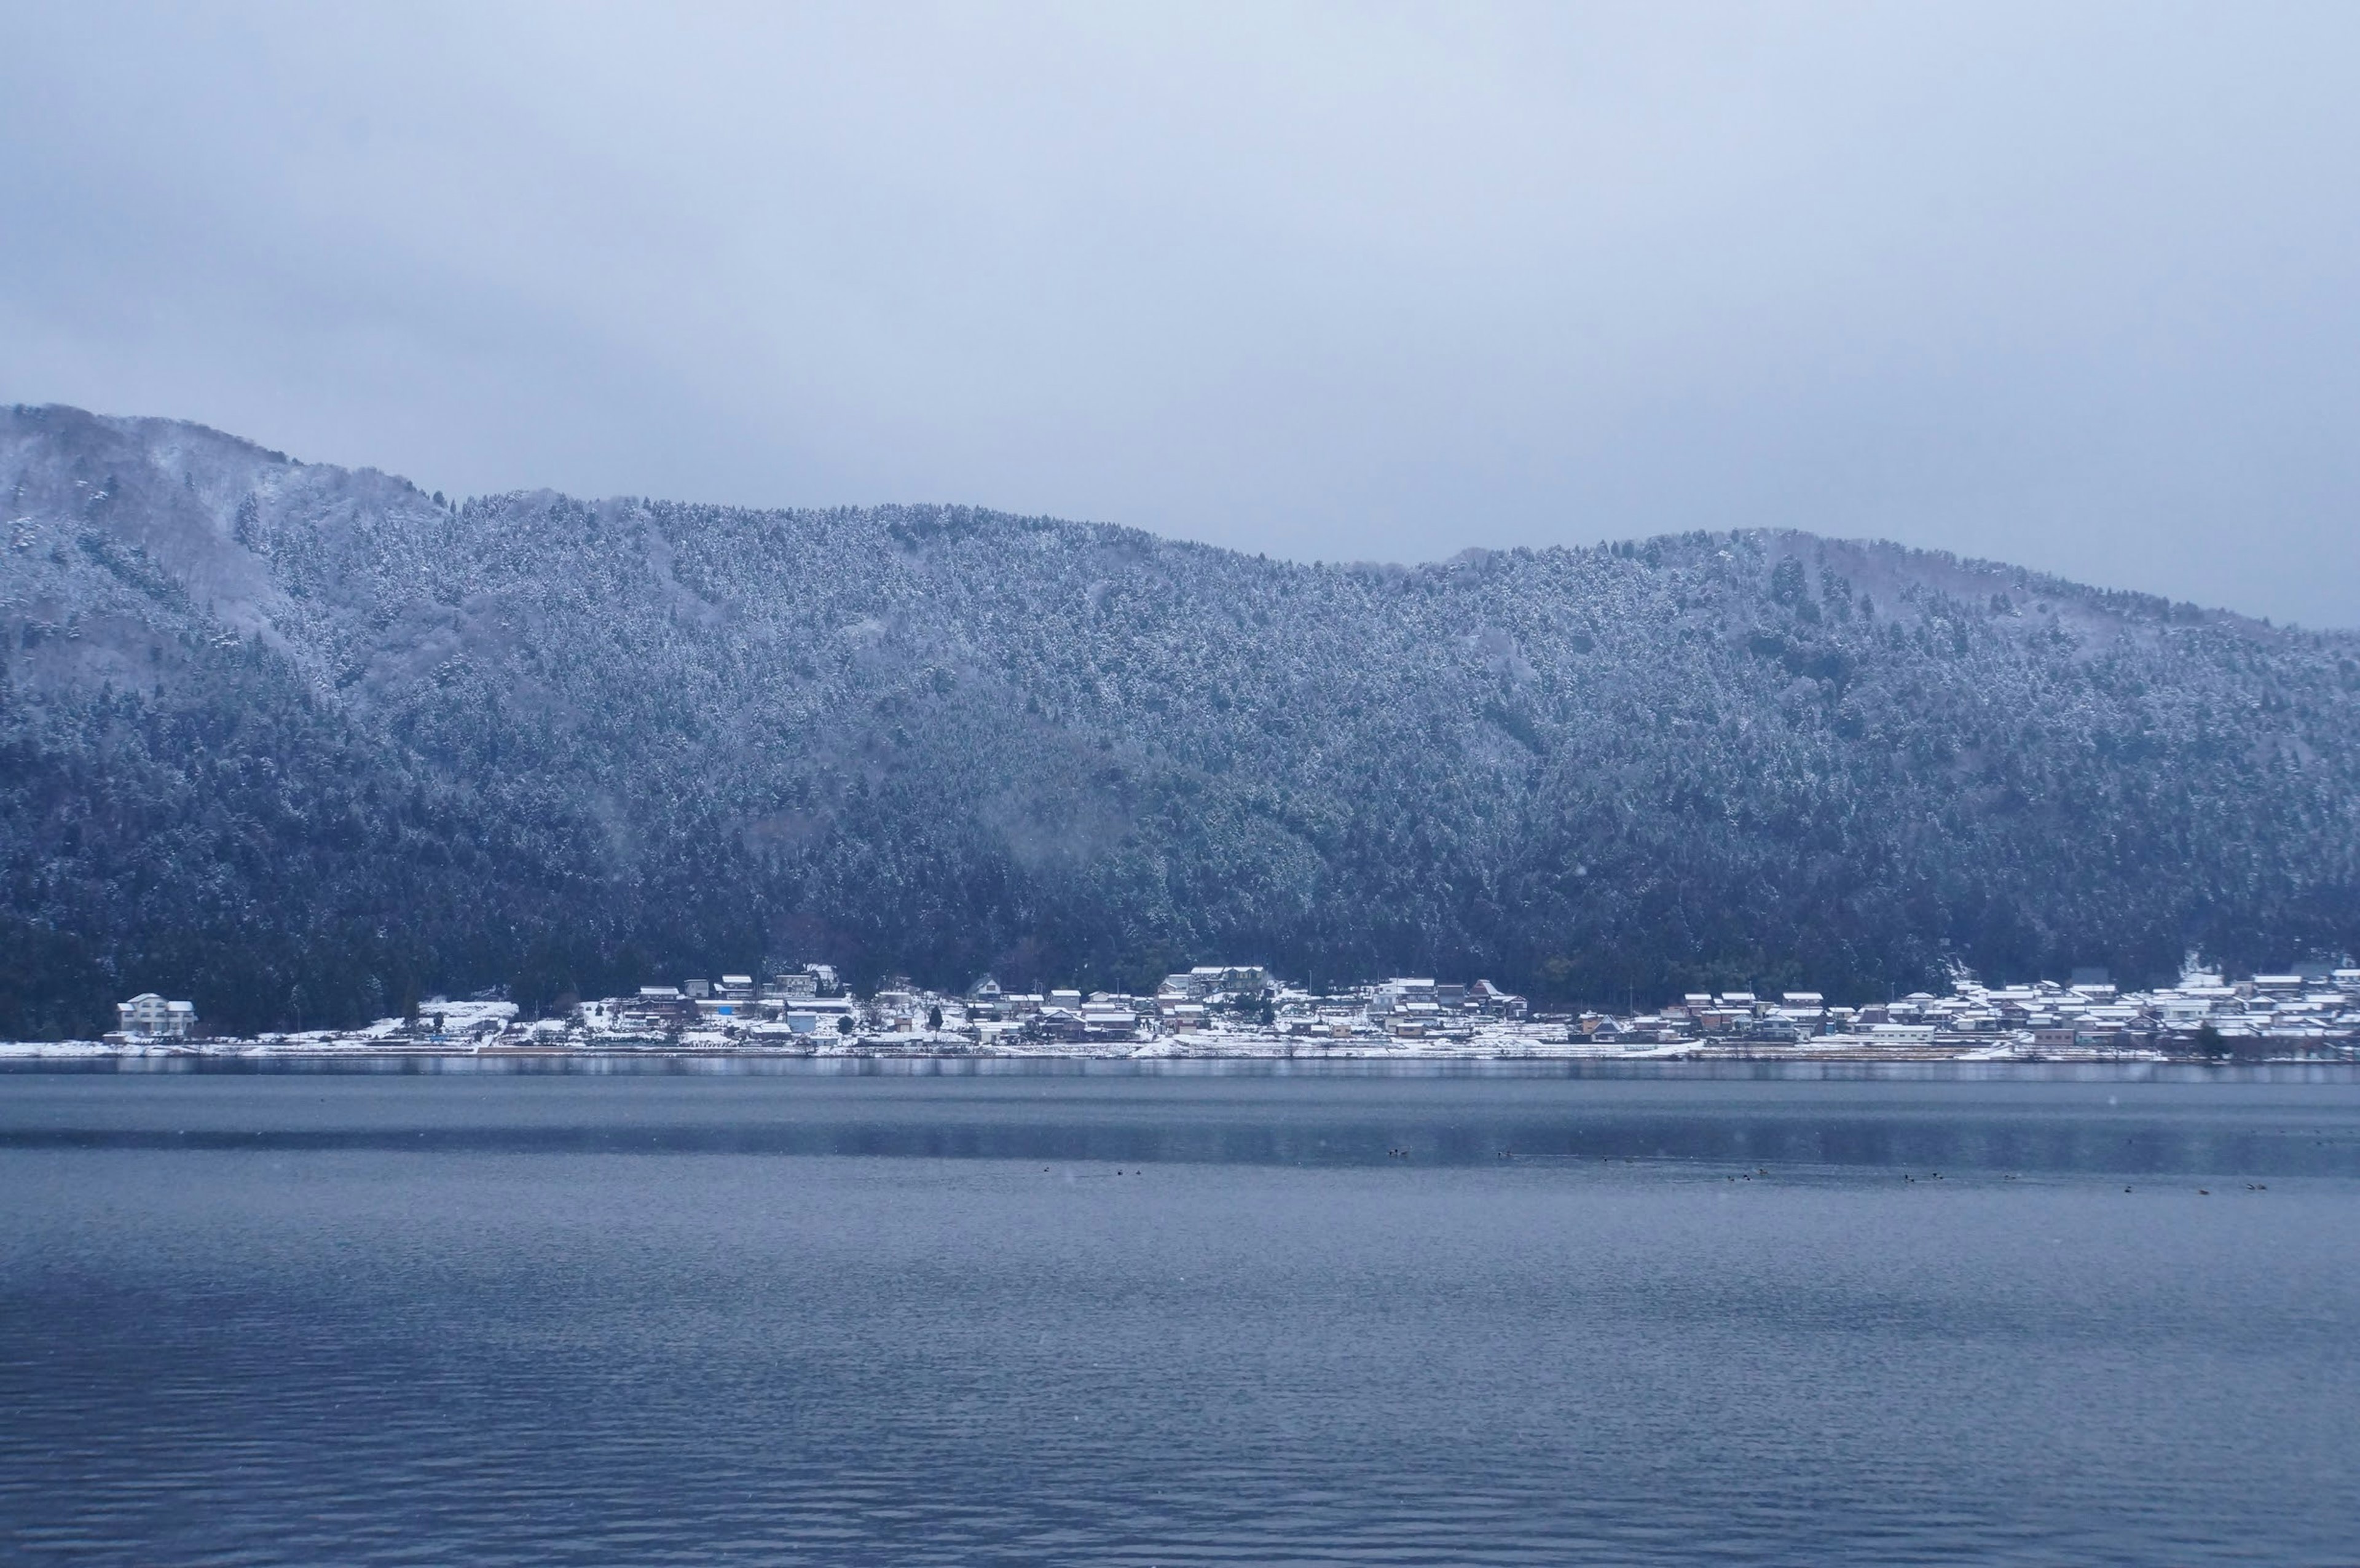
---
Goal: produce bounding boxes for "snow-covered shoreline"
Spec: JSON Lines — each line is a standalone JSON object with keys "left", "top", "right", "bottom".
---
{"left": 4, "top": 1030, "right": 2350, "bottom": 1068}
{"left": 40, "top": 962, "right": 2360, "bottom": 1066}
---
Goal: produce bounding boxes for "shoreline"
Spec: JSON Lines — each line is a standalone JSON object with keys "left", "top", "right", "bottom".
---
{"left": 4, "top": 1038, "right": 2354, "bottom": 1073}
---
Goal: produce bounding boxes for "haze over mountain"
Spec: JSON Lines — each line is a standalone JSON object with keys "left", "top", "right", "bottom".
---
{"left": 9, "top": 6, "right": 2359, "bottom": 630}
{"left": 5, "top": 404, "right": 2356, "bottom": 1037}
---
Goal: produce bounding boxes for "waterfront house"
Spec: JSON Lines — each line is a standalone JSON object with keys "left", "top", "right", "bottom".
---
{"left": 114, "top": 994, "right": 197, "bottom": 1038}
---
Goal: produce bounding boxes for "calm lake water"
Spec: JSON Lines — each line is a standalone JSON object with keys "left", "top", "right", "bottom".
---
{"left": 3, "top": 1062, "right": 2357, "bottom": 1566}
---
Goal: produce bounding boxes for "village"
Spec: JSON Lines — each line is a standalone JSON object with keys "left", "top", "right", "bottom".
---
{"left": 68, "top": 958, "right": 2360, "bottom": 1062}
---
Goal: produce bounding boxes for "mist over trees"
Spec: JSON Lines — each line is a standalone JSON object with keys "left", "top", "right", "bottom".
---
{"left": 5, "top": 405, "right": 2357, "bottom": 1036}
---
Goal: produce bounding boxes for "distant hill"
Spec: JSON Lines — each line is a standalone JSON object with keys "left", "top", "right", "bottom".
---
{"left": 4, "top": 403, "right": 2356, "bottom": 1035}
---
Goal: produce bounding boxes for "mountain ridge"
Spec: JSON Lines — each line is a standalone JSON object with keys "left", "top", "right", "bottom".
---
{"left": 6, "top": 403, "right": 2356, "bottom": 1035}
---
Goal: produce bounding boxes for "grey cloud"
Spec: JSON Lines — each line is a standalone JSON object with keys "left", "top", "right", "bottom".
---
{"left": 3, "top": 1, "right": 2354, "bottom": 624}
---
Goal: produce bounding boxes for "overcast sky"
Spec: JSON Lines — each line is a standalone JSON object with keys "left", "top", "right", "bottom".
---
{"left": 4, "top": 3, "right": 2356, "bottom": 625}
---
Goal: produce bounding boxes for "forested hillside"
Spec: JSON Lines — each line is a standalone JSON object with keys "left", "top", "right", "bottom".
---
{"left": 6, "top": 404, "right": 2357, "bottom": 1035}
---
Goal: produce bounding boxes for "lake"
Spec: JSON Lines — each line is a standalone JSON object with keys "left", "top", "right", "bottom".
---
{"left": 3, "top": 1061, "right": 2356, "bottom": 1565}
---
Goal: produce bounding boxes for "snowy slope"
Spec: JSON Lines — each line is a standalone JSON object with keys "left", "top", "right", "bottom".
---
{"left": 5, "top": 403, "right": 2356, "bottom": 1034}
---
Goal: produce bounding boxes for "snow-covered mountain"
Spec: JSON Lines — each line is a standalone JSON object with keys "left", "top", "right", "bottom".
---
{"left": 6, "top": 403, "right": 2356, "bottom": 1035}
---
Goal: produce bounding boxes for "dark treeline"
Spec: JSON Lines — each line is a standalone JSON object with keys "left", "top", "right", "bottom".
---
{"left": 4, "top": 405, "right": 2358, "bottom": 1035}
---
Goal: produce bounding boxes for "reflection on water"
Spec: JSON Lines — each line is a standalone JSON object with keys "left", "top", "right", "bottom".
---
{"left": 4, "top": 1059, "right": 2358, "bottom": 1178}
{"left": 2, "top": 1068, "right": 2357, "bottom": 1566}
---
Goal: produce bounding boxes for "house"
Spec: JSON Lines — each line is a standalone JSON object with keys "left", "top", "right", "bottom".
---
{"left": 965, "top": 978, "right": 1006, "bottom": 1021}
{"left": 115, "top": 993, "right": 197, "bottom": 1039}
{"left": 1180, "top": 965, "right": 1276, "bottom": 1000}
{"left": 618, "top": 987, "right": 697, "bottom": 1033}
{"left": 1023, "top": 1009, "right": 1092, "bottom": 1045}
{"left": 783, "top": 997, "right": 859, "bottom": 1034}
{"left": 1080, "top": 1005, "right": 1139, "bottom": 1041}
{"left": 1468, "top": 979, "right": 1528, "bottom": 1020}
{"left": 1369, "top": 979, "right": 1436, "bottom": 1016}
